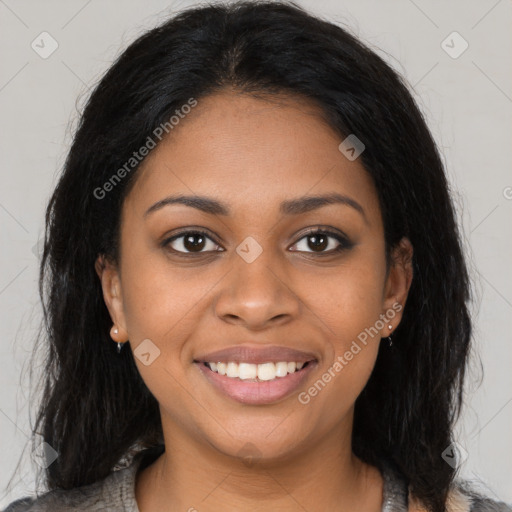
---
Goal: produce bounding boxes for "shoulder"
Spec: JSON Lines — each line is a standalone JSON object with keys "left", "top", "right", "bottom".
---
{"left": 376, "top": 456, "right": 512, "bottom": 512}
{"left": 2, "top": 469, "right": 130, "bottom": 511}
{"left": 450, "top": 479, "right": 512, "bottom": 512}
{"left": 408, "top": 479, "right": 512, "bottom": 512}
{"left": 1, "top": 448, "right": 155, "bottom": 512}
{"left": 1, "top": 482, "right": 108, "bottom": 511}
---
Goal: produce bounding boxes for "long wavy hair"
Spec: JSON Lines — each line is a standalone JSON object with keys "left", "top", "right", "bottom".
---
{"left": 10, "top": 2, "right": 473, "bottom": 511}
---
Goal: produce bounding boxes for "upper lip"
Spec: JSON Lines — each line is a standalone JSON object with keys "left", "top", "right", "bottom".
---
{"left": 194, "top": 344, "right": 318, "bottom": 364}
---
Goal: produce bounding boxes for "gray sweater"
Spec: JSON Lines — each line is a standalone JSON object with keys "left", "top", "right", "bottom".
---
{"left": 3, "top": 448, "right": 511, "bottom": 511}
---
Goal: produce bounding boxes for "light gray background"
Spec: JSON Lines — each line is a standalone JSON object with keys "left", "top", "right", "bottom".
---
{"left": 1, "top": 0, "right": 511, "bottom": 507}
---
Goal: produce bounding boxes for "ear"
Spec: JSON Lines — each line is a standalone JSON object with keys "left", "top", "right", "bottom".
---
{"left": 95, "top": 254, "right": 128, "bottom": 342}
{"left": 380, "top": 237, "right": 414, "bottom": 336}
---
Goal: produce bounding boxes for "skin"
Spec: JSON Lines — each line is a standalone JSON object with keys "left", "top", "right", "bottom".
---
{"left": 96, "top": 90, "right": 413, "bottom": 512}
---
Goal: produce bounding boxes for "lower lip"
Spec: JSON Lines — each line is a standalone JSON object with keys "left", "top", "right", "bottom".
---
{"left": 195, "top": 362, "right": 317, "bottom": 405}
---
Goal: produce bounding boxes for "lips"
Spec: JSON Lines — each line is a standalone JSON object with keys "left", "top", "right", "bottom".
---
{"left": 193, "top": 344, "right": 318, "bottom": 365}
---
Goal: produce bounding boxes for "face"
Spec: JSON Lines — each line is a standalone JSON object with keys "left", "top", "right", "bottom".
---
{"left": 96, "top": 90, "right": 413, "bottom": 464}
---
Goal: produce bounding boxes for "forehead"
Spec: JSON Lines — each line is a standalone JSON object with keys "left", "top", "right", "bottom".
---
{"left": 123, "top": 91, "right": 381, "bottom": 227}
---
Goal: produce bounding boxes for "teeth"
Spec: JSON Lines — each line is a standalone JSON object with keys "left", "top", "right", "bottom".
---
{"left": 226, "top": 362, "right": 238, "bottom": 378}
{"left": 239, "top": 362, "right": 257, "bottom": 380}
{"left": 275, "top": 362, "right": 288, "bottom": 377}
{"left": 205, "top": 361, "right": 309, "bottom": 381}
{"left": 257, "top": 362, "right": 276, "bottom": 381}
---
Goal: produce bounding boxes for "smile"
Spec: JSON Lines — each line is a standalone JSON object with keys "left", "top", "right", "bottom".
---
{"left": 195, "top": 359, "right": 317, "bottom": 405}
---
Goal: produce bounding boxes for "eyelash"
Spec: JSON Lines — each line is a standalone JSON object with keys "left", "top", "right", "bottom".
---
{"left": 162, "top": 228, "right": 353, "bottom": 256}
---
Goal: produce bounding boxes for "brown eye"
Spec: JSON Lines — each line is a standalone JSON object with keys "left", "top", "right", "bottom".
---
{"left": 305, "top": 233, "right": 329, "bottom": 252}
{"left": 164, "top": 231, "right": 222, "bottom": 254}
{"left": 290, "top": 229, "right": 352, "bottom": 254}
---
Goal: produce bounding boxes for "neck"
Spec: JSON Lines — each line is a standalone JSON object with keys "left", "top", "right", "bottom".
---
{"left": 135, "top": 416, "right": 383, "bottom": 511}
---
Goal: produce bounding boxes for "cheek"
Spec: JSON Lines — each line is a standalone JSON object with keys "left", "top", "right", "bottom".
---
{"left": 119, "top": 248, "right": 203, "bottom": 341}
{"left": 119, "top": 260, "right": 203, "bottom": 411}
{"left": 302, "top": 273, "right": 384, "bottom": 422}
{"left": 305, "top": 250, "right": 385, "bottom": 398}
{"left": 309, "top": 345, "right": 380, "bottom": 431}
{"left": 310, "top": 253, "right": 386, "bottom": 341}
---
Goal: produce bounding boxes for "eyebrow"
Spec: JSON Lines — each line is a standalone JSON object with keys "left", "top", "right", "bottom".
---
{"left": 144, "top": 192, "right": 367, "bottom": 222}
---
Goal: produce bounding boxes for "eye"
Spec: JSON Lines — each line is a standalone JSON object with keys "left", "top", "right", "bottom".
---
{"left": 290, "top": 229, "right": 352, "bottom": 254}
{"left": 163, "top": 230, "right": 223, "bottom": 254}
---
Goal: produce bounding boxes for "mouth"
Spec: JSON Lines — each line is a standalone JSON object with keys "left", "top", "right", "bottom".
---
{"left": 194, "top": 359, "right": 318, "bottom": 405}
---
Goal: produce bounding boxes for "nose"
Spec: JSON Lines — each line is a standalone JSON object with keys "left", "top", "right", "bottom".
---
{"left": 213, "top": 243, "right": 300, "bottom": 330}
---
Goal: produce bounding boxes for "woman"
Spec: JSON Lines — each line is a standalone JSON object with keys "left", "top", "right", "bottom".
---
{"left": 3, "top": 1, "right": 511, "bottom": 511}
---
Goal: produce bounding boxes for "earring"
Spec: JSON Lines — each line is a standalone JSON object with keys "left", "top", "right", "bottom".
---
{"left": 387, "top": 325, "right": 393, "bottom": 347}
{"left": 111, "top": 326, "right": 124, "bottom": 353}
